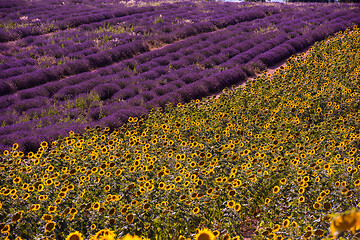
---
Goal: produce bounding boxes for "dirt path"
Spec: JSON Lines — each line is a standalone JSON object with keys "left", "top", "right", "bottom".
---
{"left": 210, "top": 46, "right": 311, "bottom": 101}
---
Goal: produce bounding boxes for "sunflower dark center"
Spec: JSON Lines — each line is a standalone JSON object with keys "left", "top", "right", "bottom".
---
{"left": 198, "top": 233, "right": 211, "bottom": 240}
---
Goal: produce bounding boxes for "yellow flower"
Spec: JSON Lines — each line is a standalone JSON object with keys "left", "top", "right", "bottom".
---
{"left": 93, "top": 202, "right": 101, "bottom": 211}
{"left": 66, "top": 231, "right": 84, "bottom": 240}
{"left": 282, "top": 219, "right": 290, "bottom": 228}
{"left": 273, "top": 186, "right": 280, "bottom": 194}
{"left": 1, "top": 224, "right": 10, "bottom": 233}
{"left": 330, "top": 211, "right": 360, "bottom": 238}
{"left": 42, "top": 214, "right": 53, "bottom": 222}
{"left": 90, "top": 229, "right": 117, "bottom": 240}
{"left": 126, "top": 213, "right": 134, "bottom": 223}
{"left": 48, "top": 206, "right": 57, "bottom": 213}
{"left": 44, "top": 221, "right": 56, "bottom": 232}
{"left": 12, "top": 143, "right": 19, "bottom": 150}
{"left": 120, "top": 234, "right": 145, "bottom": 240}
{"left": 227, "top": 200, "right": 235, "bottom": 208}
{"left": 194, "top": 228, "right": 216, "bottom": 240}
{"left": 13, "top": 177, "right": 21, "bottom": 184}
{"left": 11, "top": 211, "right": 23, "bottom": 223}
{"left": 192, "top": 207, "right": 200, "bottom": 214}
{"left": 291, "top": 221, "right": 298, "bottom": 228}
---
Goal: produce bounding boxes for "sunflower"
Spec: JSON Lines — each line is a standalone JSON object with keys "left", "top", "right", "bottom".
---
{"left": 227, "top": 200, "right": 235, "bottom": 208}
{"left": 194, "top": 228, "right": 216, "bottom": 240}
{"left": 291, "top": 221, "right": 298, "bottom": 228}
{"left": 175, "top": 176, "right": 182, "bottom": 183}
{"left": 280, "top": 178, "right": 287, "bottom": 185}
{"left": 126, "top": 213, "right": 134, "bottom": 223}
{"left": 330, "top": 211, "right": 360, "bottom": 237}
{"left": 282, "top": 219, "right": 290, "bottom": 228}
{"left": 323, "top": 202, "right": 332, "bottom": 210}
{"left": 222, "top": 234, "right": 230, "bottom": 240}
{"left": 66, "top": 231, "right": 84, "bottom": 240}
{"left": 206, "top": 188, "right": 213, "bottom": 195}
{"left": 42, "top": 214, "right": 53, "bottom": 222}
{"left": 313, "top": 202, "right": 322, "bottom": 210}
{"left": 192, "top": 207, "right": 200, "bottom": 214}
{"left": 93, "top": 202, "right": 101, "bottom": 211}
{"left": 314, "top": 229, "right": 324, "bottom": 237}
{"left": 191, "top": 192, "right": 198, "bottom": 200}
{"left": 1, "top": 224, "right": 10, "bottom": 233}
{"left": 11, "top": 211, "right": 23, "bottom": 223}
{"left": 273, "top": 186, "right": 280, "bottom": 194}
{"left": 90, "top": 229, "right": 117, "bottom": 240}
{"left": 228, "top": 190, "right": 236, "bottom": 197}
{"left": 120, "top": 234, "right": 143, "bottom": 240}
{"left": 273, "top": 224, "right": 280, "bottom": 232}
{"left": 45, "top": 221, "right": 56, "bottom": 232}
{"left": 13, "top": 177, "right": 21, "bottom": 184}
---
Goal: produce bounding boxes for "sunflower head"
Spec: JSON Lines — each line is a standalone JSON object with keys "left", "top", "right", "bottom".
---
{"left": 120, "top": 234, "right": 144, "bottom": 240}
{"left": 329, "top": 211, "right": 360, "bottom": 237}
{"left": 195, "top": 228, "right": 216, "bottom": 240}
{"left": 90, "top": 229, "right": 117, "bottom": 240}
{"left": 66, "top": 231, "right": 84, "bottom": 240}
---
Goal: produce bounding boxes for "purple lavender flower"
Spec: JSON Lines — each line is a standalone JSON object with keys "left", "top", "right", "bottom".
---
{"left": 92, "top": 83, "right": 121, "bottom": 100}
{"left": 0, "top": 82, "right": 13, "bottom": 96}
{"left": 111, "top": 87, "right": 137, "bottom": 101}
{"left": 18, "top": 86, "right": 50, "bottom": 99}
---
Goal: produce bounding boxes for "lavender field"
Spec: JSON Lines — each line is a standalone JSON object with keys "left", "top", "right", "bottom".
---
{"left": 1, "top": 0, "right": 360, "bottom": 239}
{"left": 0, "top": 0, "right": 360, "bottom": 152}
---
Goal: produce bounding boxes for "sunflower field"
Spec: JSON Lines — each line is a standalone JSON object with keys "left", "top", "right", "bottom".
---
{"left": 1, "top": 12, "right": 360, "bottom": 240}
{"left": 1, "top": 0, "right": 360, "bottom": 152}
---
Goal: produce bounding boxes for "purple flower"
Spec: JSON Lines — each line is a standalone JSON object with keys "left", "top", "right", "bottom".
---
{"left": 141, "top": 80, "right": 160, "bottom": 91}
{"left": 98, "top": 114, "right": 125, "bottom": 130}
{"left": 175, "top": 82, "right": 209, "bottom": 102}
{"left": 0, "top": 82, "right": 13, "bottom": 96}
{"left": 111, "top": 87, "right": 137, "bottom": 101}
{"left": 139, "top": 91, "right": 158, "bottom": 101}
{"left": 201, "top": 76, "right": 223, "bottom": 94}
{"left": 18, "top": 86, "right": 50, "bottom": 99}
{"left": 13, "top": 97, "right": 47, "bottom": 113}
{"left": 152, "top": 84, "right": 177, "bottom": 96}
{"left": 168, "top": 80, "right": 186, "bottom": 89}
{"left": 86, "top": 52, "right": 113, "bottom": 68}
{"left": 155, "top": 57, "right": 170, "bottom": 66}
{"left": 180, "top": 72, "right": 202, "bottom": 84}
{"left": 92, "top": 83, "right": 121, "bottom": 100}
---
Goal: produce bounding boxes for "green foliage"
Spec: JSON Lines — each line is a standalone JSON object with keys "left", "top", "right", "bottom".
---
{"left": 154, "top": 15, "right": 165, "bottom": 24}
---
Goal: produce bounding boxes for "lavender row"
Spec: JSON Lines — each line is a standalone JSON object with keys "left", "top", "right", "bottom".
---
{"left": 0, "top": 40, "right": 149, "bottom": 95}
